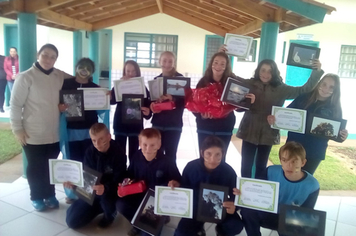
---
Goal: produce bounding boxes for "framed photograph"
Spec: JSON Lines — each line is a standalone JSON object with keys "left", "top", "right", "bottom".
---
{"left": 163, "top": 77, "right": 191, "bottom": 97}
{"left": 306, "top": 114, "right": 347, "bottom": 141}
{"left": 73, "top": 166, "right": 102, "bottom": 206}
{"left": 197, "top": 183, "right": 228, "bottom": 223}
{"left": 113, "top": 77, "right": 147, "bottom": 102}
{"left": 286, "top": 43, "right": 321, "bottom": 69}
{"left": 224, "top": 33, "right": 253, "bottom": 59}
{"left": 131, "top": 189, "right": 166, "bottom": 236}
{"left": 60, "top": 89, "right": 85, "bottom": 121}
{"left": 221, "top": 77, "right": 251, "bottom": 110}
{"left": 148, "top": 77, "right": 164, "bottom": 101}
{"left": 121, "top": 94, "right": 143, "bottom": 124}
{"left": 77, "top": 87, "right": 110, "bottom": 110}
{"left": 278, "top": 204, "right": 326, "bottom": 236}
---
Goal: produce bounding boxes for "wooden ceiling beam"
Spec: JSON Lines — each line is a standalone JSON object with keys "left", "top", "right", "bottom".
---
{"left": 61, "top": 0, "right": 123, "bottom": 17}
{"left": 164, "top": 6, "right": 227, "bottom": 37}
{"left": 228, "top": 19, "right": 263, "bottom": 35}
{"left": 156, "top": 0, "right": 163, "bottom": 13}
{"left": 52, "top": 0, "right": 97, "bottom": 13}
{"left": 85, "top": 1, "right": 156, "bottom": 23}
{"left": 204, "top": 0, "right": 274, "bottom": 22}
{"left": 37, "top": 9, "right": 92, "bottom": 31}
{"left": 167, "top": 0, "right": 239, "bottom": 29}
{"left": 0, "top": 0, "right": 24, "bottom": 16}
{"left": 25, "top": 0, "right": 74, "bottom": 12}
{"left": 92, "top": 5, "right": 159, "bottom": 31}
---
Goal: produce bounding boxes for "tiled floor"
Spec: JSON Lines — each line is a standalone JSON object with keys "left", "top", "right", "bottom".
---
{"left": 1, "top": 110, "right": 356, "bottom": 236}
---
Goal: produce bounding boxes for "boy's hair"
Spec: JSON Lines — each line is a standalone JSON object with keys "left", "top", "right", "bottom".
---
{"left": 90, "top": 123, "right": 109, "bottom": 135}
{"left": 139, "top": 128, "right": 161, "bottom": 140}
{"left": 201, "top": 136, "right": 225, "bottom": 155}
{"left": 279, "top": 141, "right": 306, "bottom": 161}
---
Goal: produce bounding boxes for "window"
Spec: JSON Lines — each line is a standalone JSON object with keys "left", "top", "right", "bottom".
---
{"left": 124, "top": 33, "right": 178, "bottom": 68}
{"left": 203, "top": 35, "right": 224, "bottom": 72}
{"left": 338, "top": 45, "right": 356, "bottom": 78}
{"left": 236, "top": 40, "right": 257, "bottom": 62}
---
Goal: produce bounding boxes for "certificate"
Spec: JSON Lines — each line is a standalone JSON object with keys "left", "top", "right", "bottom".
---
{"left": 154, "top": 186, "right": 193, "bottom": 219}
{"left": 271, "top": 106, "right": 307, "bottom": 134}
{"left": 113, "top": 77, "right": 147, "bottom": 102}
{"left": 48, "top": 159, "right": 84, "bottom": 187}
{"left": 235, "top": 177, "right": 279, "bottom": 213}
{"left": 224, "top": 33, "right": 253, "bottom": 59}
{"left": 148, "top": 77, "right": 164, "bottom": 101}
{"left": 77, "top": 88, "right": 110, "bottom": 110}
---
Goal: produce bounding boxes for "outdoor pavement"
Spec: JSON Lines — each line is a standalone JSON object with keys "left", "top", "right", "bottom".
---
{"left": 1, "top": 110, "right": 356, "bottom": 235}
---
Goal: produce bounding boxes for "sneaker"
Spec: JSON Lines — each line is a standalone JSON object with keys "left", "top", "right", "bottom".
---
{"left": 44, "top": 196, "right": 59, "bottom": 209}
{"left": 65, "top": 197, "right": 75, "bottom": 204}
{"left": 32, "top": 200, "right": 46, "bottom": 212}
{"left": 127, "top": 227, "right": 141, "bottom": 236}
{"left": 97, "top": 216, "right": 115, "bottom": 228}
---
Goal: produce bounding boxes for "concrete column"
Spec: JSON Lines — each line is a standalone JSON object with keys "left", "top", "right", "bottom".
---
{"left": 258, "top": 22, "right": 279, "bottom": 62}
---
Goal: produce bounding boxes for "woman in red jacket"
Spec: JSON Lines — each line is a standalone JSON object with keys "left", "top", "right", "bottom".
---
{"left": 4, "top": 47, "right": 19, "bottom": 92}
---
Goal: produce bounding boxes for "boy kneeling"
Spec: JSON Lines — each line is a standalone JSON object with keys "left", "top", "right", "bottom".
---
{"left": 116, "top": 128, "right": 181, "bottom": 236}
{"left": 174, "top": 136, "right": 244, "bottom": 236}
{"left": 239, "top": 141, "right": 320, "bottom": 236}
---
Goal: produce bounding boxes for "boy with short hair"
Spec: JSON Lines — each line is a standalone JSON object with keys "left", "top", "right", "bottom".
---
{"left": 65, "top": 123, "right": 127, "bottom": 229}
{"left": 116, "top": 128, "right": 181, "bottom": 236}
{"left": 239, "top": 141, "right": 320, "bottom": 236}
{"left": 174, "top": 136, "right": 244, "bottom": 236}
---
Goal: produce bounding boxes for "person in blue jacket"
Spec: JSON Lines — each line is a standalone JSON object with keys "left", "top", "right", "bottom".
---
{"left": 174, "top": 136, "right": 244, "bottom": 236}
{"left": 238, "top": 141, "right": 320, "bottom": 236}
{"left": 116, "top": 128, "right": 181, "bottom": 236}
{"left": 110, "top": 60, "right": 151, "bottom": 161}
{"left": 268, "top": 73, "right": 348, "bottom": 174}
{"left": 150, "top": 51, "right": 185, "bottom": 162}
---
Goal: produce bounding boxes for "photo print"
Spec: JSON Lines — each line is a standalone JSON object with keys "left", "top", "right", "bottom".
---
{"left": 121, "top": 94, "right": 143, "bottom": 124}
{"left": 163, "top": 77, "right": 191, "bottom": 97}
{"left": 221, "top": 77, "right": 251, "bottom": 109}
{"left": 197, "top": 183, "right": 228, "bottom": 223}
{"left": 287, "top": 43, "right": 321, "bottom": 69}
{"left": 278, "top": 204, "right": 326, "bottom": 236}
{"left": 306, "top": 114, "right": 347, "bottom": 141}
{"left": 60, "top": 90, "right": 85, "bottom": 121}
{"left": 131, "top": 189, "right": 165, "bottom": 236}
{"left": 74, "top": 166, "right": 102, "bottom": 205}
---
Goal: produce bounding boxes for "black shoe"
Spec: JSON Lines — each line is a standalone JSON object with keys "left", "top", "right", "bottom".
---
{"left": 97, "top": 216, "right": 115, "bottom": 228}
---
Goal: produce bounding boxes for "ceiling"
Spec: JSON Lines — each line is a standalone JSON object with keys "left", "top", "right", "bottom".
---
{"left": 0, "top": 0, "right": 336, "bottom": 38}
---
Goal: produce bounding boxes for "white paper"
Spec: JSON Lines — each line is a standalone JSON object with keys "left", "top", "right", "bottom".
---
{"left": 113, "top": 77, "right": 147, "bottom": 102}
{"left": 77, "top": 88, "right": 110, "bottom": 110}
{"left": 224, "top": 33, "right": 253, "bottom": 59}
{"left": 49, "top": 159, "right": 84, "bottom": 187}
{"left": 154, "top": 186, "right": 193, "bottom": 219}
{"left": 235, "top": 177, "right": 279, "bottom": 213}
{"left": 148, "top": 77, "right": 163, "bottom": 101}
{"left": 271, "top": 106, "right": 307, "bottom": 134}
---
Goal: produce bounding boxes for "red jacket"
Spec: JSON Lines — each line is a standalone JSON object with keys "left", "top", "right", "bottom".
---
{"left": 4, "top": 56, "right": 19, "bottom": 81}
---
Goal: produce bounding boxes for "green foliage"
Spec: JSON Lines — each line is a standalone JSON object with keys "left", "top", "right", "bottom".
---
{"left": 0, "top": 129, "right": 22, "bottom": 164}
{"left": 269, "top": 145, "right": 356, "bottom": 190}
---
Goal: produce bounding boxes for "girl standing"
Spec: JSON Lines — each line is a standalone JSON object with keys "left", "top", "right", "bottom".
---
{"left": 268, "top": 73, "right": 348, "bottom": 174}
{"left": 150, "top": 51, "right": 184, "bottom": 162}
{"left": 4, "top": 47, "right": 19, "bottom": 92}
{"left": 237, "top": 59, "right": 323, "bottom": 179}
{"left": 110, "top": 60, "right": 151, "bottom": 161}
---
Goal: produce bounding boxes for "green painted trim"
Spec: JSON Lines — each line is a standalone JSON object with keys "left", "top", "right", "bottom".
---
{"left": 264, "top": 0, "right": 327, "bottom": 23}
{"left": 281, "top": 41, "right": 286, "bottom": 63}
{"left": 18, "top": 13, "right": 37, "bottom": 72}
{"left": 347, "top": 134, "right": 356, "bottom": 140}
{"left": 203, "top": 35, "right": 224, "bottom": 73}
{"left": 289, "top": 40, "right": 319, "bottom": 47}
{"left": 73, "top": 31, "right": 83, "bottom": 75}
{"left": 0, "top": 117, "right": 10, "bottom": 123}
{"left": 259, "top": 22, "right": 279, "bottom": 62}
{"left": 89, "top": 31, "right": 99, "bottom": 85}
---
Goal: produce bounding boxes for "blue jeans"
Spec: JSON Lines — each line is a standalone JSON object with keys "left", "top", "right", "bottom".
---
{"left": 7, "top": 80, "right": 14, "bottom": 92}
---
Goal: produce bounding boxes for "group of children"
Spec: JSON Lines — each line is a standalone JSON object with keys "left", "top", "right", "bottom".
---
{"left": 14, "top": 44, "right": 348, "bottom": 236}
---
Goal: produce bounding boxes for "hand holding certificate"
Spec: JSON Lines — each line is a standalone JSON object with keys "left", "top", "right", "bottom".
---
{"left": 154, "top": 186, "right": 193, "bottom": 219}
{"left": 271, "top": 106, "right": 307, "bottom": 134}
{"left": 49, "top": 159, "right": 84, "bottom": 187}
{"left": 235, "top": 177, "right": 279, "bottom": 213}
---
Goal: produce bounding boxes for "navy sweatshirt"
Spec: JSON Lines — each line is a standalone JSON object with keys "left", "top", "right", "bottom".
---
{"left": 127, "top": 150, "right": 181, "bottom": 190}
{"left": 110, "top": 87, "right": 152, "bottom": 135}
{"left": 84, "top": 139, "right": 127, "bottom": 196}
{"left": 61, "top": 78, "right": 99, "bottom": 129}
{"left": 151, "top": 72, "right": 185, "bottom": 129}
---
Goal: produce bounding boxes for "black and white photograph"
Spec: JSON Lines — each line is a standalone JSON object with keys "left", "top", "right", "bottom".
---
{"left": 74, "top": 166, "right": 102, "bottom": 205}
{"left": 286, "top": 43, "right": 321, "bottom": 69}
{"left": 121, "top": 94, "right": 143, "bottom": 124}
{"left": 221, "top": 77, "right": 251, "bottom": 109}
{"left": 278, "top": 204, "right": 326, "bottom": 236}
{"left": 197, "top": 183, "right": 228, "bottom": 223}
{"left": 131, "top": 189, "right": 165, "bottom": 236}
{"left": 307, "top": 114, "right": 347, "bottom": 141}
{"left": 60, "top": 90, "right": 85, "bottom": 121}
{"left": 163, "top": 77, "right": 191, "bottom": 97}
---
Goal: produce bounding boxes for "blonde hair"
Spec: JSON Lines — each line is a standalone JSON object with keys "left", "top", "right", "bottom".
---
{"left": 159, "top": 51, "right": 177, "bottom": 77}
{"left": 139, "top": 128, "right": 161, "bottom": 140}
{"left": 90, "top": 123, "right": 109, "bottom": 135}
{"left": 279, "top": 141, "right": 306, "bottom": 161}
